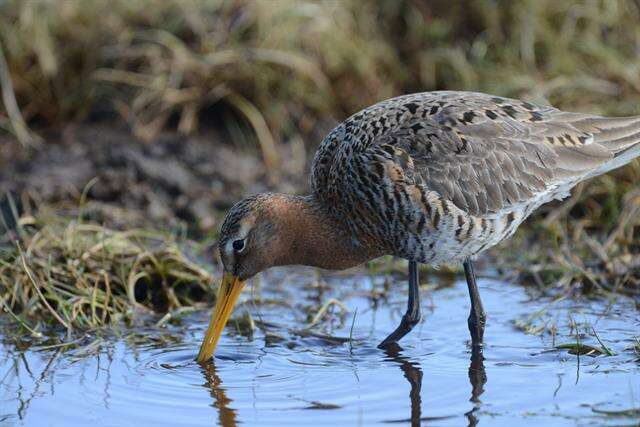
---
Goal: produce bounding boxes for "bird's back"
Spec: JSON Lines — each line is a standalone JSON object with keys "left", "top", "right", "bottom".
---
{"left": 310, "top": 91, "right": 640, "bottom": 264}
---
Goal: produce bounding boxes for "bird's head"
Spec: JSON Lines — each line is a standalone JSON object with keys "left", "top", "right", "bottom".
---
{"left": 195, "top": 192, "right": 367, "bottom": 361}
{"left": 196, "top": 193, "right": 292, "bottom": 362}
{"left": 217, "top": 193, "right": 286, "bottom": 281}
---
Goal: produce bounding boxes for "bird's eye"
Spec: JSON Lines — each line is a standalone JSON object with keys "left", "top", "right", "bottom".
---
{"left": 232, "top": 239, "right": 245, "bottom": 253}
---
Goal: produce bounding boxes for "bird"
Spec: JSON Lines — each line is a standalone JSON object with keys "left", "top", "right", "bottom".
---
{"left": 197, "top": 90, "right": 640, "bottom": 362}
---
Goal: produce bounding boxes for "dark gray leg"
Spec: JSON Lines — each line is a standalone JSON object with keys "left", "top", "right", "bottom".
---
{"left": 378, "top": 261, "right": 421, "bottom": 349}
{"left": 463, "top": 259, "right": 486, "bottom": 347}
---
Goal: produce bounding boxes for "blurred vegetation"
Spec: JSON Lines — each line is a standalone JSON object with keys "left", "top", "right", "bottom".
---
{"left": 504, "top": 163, "right": 639, "bottom": 298}
{"left": 1, "top": 0, "right": 640, "bottom": 145}
{"left": 0, "top": 0, "right": 639, "bottom": 329}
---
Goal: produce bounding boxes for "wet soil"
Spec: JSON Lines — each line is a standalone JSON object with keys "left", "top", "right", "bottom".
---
{"left": 0, "top": 123, "right": 305, "bottom": 235}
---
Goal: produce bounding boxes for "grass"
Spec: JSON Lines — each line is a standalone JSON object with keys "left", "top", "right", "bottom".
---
{"left": 0, "top": 206, "right": 215, "bottom": 335}
{"left": 2, "top": 1, "right": 640, "bottom": 146}
{"left": 513, "top": 297, "right": 626, "bottom": 357}
{"left": 555, "top": 325, "right": 616, "bottom": 357}
{"left": 503, "top": 162, "right": 640, "bottom": 297}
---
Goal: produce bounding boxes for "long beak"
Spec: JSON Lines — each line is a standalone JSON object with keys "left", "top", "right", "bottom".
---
{"left": 196, "top": 271, "right": 246, "bottom": 362}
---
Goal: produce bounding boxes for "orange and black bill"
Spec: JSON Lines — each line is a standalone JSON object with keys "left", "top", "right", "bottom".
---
{"left": 196, "top": 272, "right": 246, "bottom": 362}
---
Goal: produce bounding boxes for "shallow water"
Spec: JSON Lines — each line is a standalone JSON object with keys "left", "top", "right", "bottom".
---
{"left": 1, "top": 267, "right": 638, "bottom": 426}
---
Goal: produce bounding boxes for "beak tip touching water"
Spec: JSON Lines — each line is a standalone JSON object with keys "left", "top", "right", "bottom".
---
{"left": 196, "top": 272, "right": 246, "bottom": 362}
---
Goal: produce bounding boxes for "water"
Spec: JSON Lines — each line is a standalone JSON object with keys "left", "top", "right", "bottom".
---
{"left": 1, "top": 267, "right": 638, "bottom": 426}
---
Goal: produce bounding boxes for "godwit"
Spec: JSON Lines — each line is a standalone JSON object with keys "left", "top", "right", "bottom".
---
{"left": 197, "top": 91, "right": 640, "bottom": 361}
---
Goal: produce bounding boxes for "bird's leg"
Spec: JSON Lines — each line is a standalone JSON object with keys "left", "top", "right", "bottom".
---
{"left": 378, "top": 261, "right": 421, "bottom": 349}
{"left": 463, "top": 259, "right": 486, "bottom": 348}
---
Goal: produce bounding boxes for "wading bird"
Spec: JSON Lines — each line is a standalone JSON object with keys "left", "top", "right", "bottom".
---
{"left": 197, "top": 91, "right": 640, "bottom": 362}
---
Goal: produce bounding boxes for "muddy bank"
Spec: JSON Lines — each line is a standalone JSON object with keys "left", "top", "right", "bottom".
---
{"left": 1, "top": 123, "right": 308, "bottom": 235}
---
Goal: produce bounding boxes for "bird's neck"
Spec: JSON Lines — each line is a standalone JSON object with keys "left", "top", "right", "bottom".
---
{"left": 268, "top": 194, "right": 380, "bottom": 270}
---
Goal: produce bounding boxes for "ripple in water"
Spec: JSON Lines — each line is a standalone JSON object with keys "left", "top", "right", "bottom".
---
{"left": 1, "top": 270, "right": 638, "bottom": 427}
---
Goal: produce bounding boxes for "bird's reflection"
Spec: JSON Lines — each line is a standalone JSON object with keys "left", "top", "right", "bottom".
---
{"left": 465, "top": 347, "right": 487, "bottom": 426}
{"left": 197, "top": 344, "right": 485, "bottom": 427}
{"left": 199, "top": 361, "right": 238, "bottom": 427}
{"left": 383, "top": 342, "right": 423, "bottom": 427}
{"left": 384, "top": 343, "right": 487, "bottom": 427}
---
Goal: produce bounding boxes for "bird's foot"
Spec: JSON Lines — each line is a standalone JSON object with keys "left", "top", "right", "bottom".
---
{"left": 378, "top": 313, "right": 421, "bottom": 349}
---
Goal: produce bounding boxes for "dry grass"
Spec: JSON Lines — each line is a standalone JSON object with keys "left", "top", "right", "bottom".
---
{"left": 503, "top": 162, "right": 640, "bottom": 297}
{"left": 1, "top": 1, "right": 640, "bottom": 147}
{"left": 0, "top": 206, "right": 215, "bottom": 335}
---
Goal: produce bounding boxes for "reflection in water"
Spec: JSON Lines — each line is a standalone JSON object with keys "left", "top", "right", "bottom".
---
{"left": 1, "top": 271, "right": 638, "bottom": 426}
{"left": 384, "top": 343, "right": 487, "bottom": 427}
{"left": 200, "top": 361, "right": 238, "bottom": 427}
{"left": 10, "top": 348, "right": 62, "bottom": 421}
{"left": 465, "top": 348, "right": 487, "bottom": 426}
{"left": 384, "top": 343, "right": 423, "bottom": 426}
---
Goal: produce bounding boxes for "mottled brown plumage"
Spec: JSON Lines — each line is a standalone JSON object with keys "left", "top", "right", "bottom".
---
{"left": 200, "top": 91, "right": 640, "bottom": 356}
{"left": 308, "top": 91, "right": 640, "bottom": 266}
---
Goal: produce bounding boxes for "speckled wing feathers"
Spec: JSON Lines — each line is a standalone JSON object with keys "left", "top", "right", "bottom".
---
{"left": 377, "top": 94, "right": 627, "bottom": 215}
{"left": 310, "top": 91, "right": 640, "bottom": 262}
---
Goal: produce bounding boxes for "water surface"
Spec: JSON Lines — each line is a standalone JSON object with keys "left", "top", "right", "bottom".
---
{"left": 1, "top": 267, "right": 638, "bottom": 426}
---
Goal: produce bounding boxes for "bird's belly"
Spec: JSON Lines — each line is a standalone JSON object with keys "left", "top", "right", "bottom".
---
{"left": 404, "top": 211, "right": 526, "bottom": 265}
{"left": 401, "top": 182, "right": 576, "bottom": 265}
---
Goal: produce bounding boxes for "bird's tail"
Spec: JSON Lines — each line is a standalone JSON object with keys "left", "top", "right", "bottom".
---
{"left": 582, "top": 115, "right": 640, "bottom": 179}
